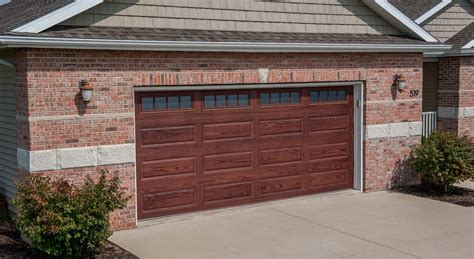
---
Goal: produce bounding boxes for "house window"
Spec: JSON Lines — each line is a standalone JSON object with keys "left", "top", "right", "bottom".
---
{"left": 310, "top": 90, "right": 346, "bottom": 103}
{"left": 141, "top": 95, "right": 192, "bottom": 111}
{"left": 204, "top": 94, "right": 250, "bottom": 108}
{"left": 260, "top": 91, "right": 300, "bottom": 105}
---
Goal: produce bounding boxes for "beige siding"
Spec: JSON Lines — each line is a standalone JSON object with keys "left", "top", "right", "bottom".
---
{"left": 61, "top": 0, "right": 402, "bottom": 35}
{"left": 423, "top": 62, "right": 439, "bottom": 112}
{"left": 0, "top": 63, "right": 17, "bottom": 204}
{"left": 422, "top": 0, "right": 474, "bottom": 42}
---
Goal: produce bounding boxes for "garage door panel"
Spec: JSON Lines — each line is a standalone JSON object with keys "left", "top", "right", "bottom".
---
{"left": 203, "top": 121, "right": 253, "bottom": 141}
{"left": 203, "top": 182, "right": 253, "bottom": 204}
{"left": 259, "top": 146, "right": 304, "bottom": 166}
{"left": 259, "top": 118, "right": 303, "bottom": 136}
{"left": 260, "top": 175, "right": 304, "bottom": 195}
{"left": 141, "top": 188, "right": 197, "bottom": 212}
{"left": 140, "top": 125, "right": 195, "bottom": 146}
{"left": 309, "top": 116, "right": 349, "bottom": 132}
{"left": 309, "top": 170, "right": 351, "bottom": 188}
{"left": 308, "top": 157, "right": 350, "bottom": 173}
{"left": 309, "top": 143, "right": 349, "bottom": 160}
{"left": 140, "top": 157, "right": 196, "bottom": 179}
{"left": 203, "top": 152, "right": 253, "bottom": 172}
{"left": 136, "top": 86, "right": 354, "bottom": 219}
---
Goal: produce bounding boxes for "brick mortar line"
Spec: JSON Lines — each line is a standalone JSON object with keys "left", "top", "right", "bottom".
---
{"left": 366, "top": 99, "right": 422, "bottom": 104}
{"left": 16, "top": 112, "right": 134, "bottom": 122}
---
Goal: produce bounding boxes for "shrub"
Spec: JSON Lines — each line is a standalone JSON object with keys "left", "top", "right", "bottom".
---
{"left": 412, "top": 131, "right": 474, "bottom": 192}
{"left": 12, "top": 170, "right": 128, "bottom": 258}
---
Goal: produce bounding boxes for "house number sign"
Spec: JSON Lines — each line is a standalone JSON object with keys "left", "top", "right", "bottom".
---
{"left": 410, "top": 90, "right": 420, "bottom": 97}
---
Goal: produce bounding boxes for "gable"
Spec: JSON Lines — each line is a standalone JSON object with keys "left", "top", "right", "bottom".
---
{"left": 59, "top": 0, "right": 402, "bottom": 35}
{"left": 422, "top": 0, "right": 474, "bottom": 42}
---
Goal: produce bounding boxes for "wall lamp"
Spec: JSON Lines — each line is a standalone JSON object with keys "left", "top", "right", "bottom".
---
{"left": 80, "top": 80, "right": 94, "bottom": 103}
{"left": 393, "top": 74, "right": 407, "bottom": 92}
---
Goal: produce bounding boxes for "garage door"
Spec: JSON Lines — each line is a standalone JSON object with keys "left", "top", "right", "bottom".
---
{"left": 136, "top": 86, "right": 354, "bottom": 219}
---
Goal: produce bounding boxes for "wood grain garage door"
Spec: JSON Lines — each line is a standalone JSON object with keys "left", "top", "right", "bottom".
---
{"left": 135, "top": 86, "right": 354, "bottom": 219}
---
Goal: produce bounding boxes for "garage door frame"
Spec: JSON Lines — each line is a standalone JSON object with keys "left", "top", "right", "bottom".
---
{"left": 133, "top": 81, "right": 364, "bottom": 218}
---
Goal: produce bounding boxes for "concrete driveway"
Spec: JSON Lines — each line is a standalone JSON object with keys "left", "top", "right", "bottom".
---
{"left": 111, "top": 191, "right": 474, "bottom": 259}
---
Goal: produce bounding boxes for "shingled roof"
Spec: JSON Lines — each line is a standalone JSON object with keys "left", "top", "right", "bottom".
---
{"left": 446, "top": 22, "right": 474, "bottom": 49}
{"left": 388, "top": 0, "right": 442, "bottom": 20}
{"left": 4, "top": 25, "right": 435, "bottom": 46}
{"left": 0, "top": 0, "right": 73, "bottom": 33}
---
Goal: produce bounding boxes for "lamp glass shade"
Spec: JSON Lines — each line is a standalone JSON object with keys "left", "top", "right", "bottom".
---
{"left": 398, "top": 80, "right": 407, "bottom": 90}
{"left": 81, "top": 89, "right": 93, "bottom": 102}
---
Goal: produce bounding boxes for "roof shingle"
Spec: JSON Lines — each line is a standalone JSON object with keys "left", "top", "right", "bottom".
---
{"left": 4, "top": 25, "right": 438, "bottom": 46}
{"left": 388, "top": 0, "right": 442, "bottom": 20}
{"left": 0, "top": 0, "right": 73, "bottom": 33}
{"left": 445, "top": 22, "right": 474, "bottom": 49}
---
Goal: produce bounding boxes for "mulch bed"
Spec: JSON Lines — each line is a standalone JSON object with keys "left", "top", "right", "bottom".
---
{"left": 0, "top": 220, "right": 138, "bottom": 259}
{"left": 393, "top": 183, "right": 474, "bottom": 207}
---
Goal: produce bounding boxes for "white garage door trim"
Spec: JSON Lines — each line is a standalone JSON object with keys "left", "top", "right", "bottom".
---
{"left": 134, "top": 81, "right": 364, "bottom": 192}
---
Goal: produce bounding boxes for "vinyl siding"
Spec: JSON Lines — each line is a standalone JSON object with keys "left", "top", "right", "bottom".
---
{"left": 422, "top": 0, "right": 474, "bottom": 42}
{"left": 0, "top": 63, "right": 17, "bottom": 204}
{"left": 423, "top": 62, "right": 439, "bottom": 112}
{"left": 60, "top": 0, "right": 402, "bottom": 35}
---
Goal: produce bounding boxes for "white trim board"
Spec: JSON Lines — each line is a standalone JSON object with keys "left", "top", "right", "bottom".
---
{"left": 463, "top": 40, "right": 474, "bottom": 49}
{"left": 0, "top": 59, "right": 13, "bottom": 68}
{"left": 415, "top": 0, "right": 452, "bottom": 24}
{"left": 363, "top": 0, "right": 439, "bottom": 42}
{"left": 0, "top": 36, "right": 451, "bottom": 53}
{"left": 12, "top": 0, "right": 103, "bottom": 33}
{"left": 0, "top": 0, "right": 11, "bottom": 6}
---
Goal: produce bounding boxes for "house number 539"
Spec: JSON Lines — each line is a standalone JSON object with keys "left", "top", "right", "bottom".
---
{"left": 410, "top": 90, "right": 420, "bottom": 97}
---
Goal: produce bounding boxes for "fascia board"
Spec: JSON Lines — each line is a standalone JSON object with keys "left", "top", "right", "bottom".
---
{"left": 0, "top": 35, "right": 452, "bottom": 53}
{"left": 363, "top": 0, "right": 439, "bottom": 42}
{"left": 415, "top": 0, "right": 452, "bottom": 24}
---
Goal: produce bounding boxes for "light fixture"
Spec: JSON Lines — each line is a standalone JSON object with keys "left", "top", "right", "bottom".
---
{"left": 80, "top": 80, "right": 94, "bottom": 103}
{"left": 393, "top": 74, "right": 407, "bottom": 92}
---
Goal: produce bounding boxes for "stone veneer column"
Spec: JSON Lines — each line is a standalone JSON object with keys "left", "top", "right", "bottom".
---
{"left": 438, "top": 56, "right": 474, "bottom": 141}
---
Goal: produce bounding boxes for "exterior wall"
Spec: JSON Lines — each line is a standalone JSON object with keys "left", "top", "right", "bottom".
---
{"left": 60, "top": 0, "right": 401, "bottom": 35}
{"left": 0, "top": 62, "right": 17, "bottom": 204}
{"left": 438, "top": 56, "right": 474, "bottom": 140}
{"left": 422, "top": 0, "right": 474, "bottom": 42}
{"left": 15, "top": 49, "right": 423, "bottom": 229}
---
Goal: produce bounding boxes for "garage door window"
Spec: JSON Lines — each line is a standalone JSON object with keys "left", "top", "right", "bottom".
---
{"left": 141, "top": 95, "right": 192, "bottom": 111}
{"left": 310, "top": 90, "right": 346, "bottom": 103}
{"left": 260, "top": 91, "right": 300, "bottom": 105}
{"left": 204, "top": 94, "right": 249, "bottom": 108}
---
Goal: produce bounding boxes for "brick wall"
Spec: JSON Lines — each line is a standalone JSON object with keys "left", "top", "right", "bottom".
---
{"left": 438, "top": 56, "right": 474, "bottom": 140}
{"left": 15, "top": 49, "right": 424, "bottom": 229}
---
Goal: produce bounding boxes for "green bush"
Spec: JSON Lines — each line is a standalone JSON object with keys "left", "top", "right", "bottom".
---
{"left": 412, "top": 131, "right": 474, "bottom": 192}
{"left": 13, "top": 170, "right": 128, "bottom": 258}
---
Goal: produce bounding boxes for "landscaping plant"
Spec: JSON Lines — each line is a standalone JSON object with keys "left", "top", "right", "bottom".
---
{"left": 412, "top": 131, "right": 474, "bottom": 192}
{"left": 12, "top": 169, "right": 128, "bottom": 258}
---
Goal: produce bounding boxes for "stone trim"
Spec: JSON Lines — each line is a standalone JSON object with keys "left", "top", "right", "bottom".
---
{"left": 365, "top": 122, "right": 422, "bottom": 140}
{"left": 17, "top": 144, "right": 135, "bottom": 172}
{"left": 438, "top": 107, "right": 474, "bottom": 119}
{"left": 16, "top": 112, "right": 134, "bottom": 122}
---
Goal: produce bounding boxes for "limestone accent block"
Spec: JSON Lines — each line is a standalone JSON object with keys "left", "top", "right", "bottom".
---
{"left": 408, "top": 122, "right": 423, "bottom": 136}
{"left": 366, "top": 121, "right": 422, "bottom": 140}
{"left": 461, "top": 107, "right": 474, "bottom": 118}
{"left": 438, "top": 107, "right": 459, "bottom": 118}
{"left": 388, "top": 123, "right": 410, "bottom": 138}
{"left": 58, "top": 147, "right": 97, "bottom": 169}
{"left": 97, "top": 144, "right": 136, "bottom": 166}
{"left": 29, "top": 149, "right": 58, "bottom": 171}
{"left": 365, "top": 124, "right": 389, "bottom": 139}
